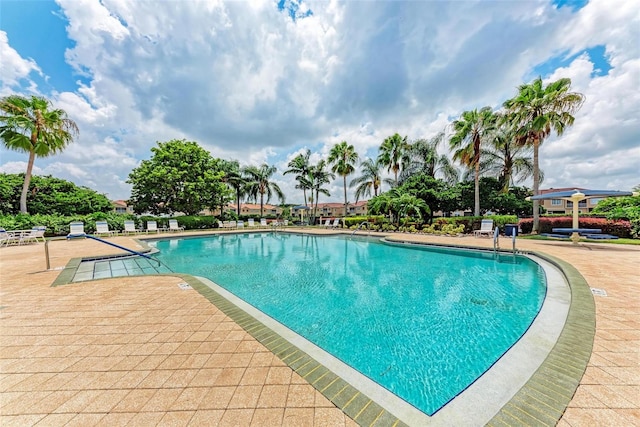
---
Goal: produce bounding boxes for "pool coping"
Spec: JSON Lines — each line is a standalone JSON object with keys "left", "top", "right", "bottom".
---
{"left": 50, "top": 233, "right": 595, "bottom": 426}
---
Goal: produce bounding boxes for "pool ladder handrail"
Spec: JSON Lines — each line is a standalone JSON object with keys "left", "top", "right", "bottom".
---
{"left": 350, "top": 221, "right": 370, "bottom": 238}
{"left": 60, "top": 233, "right": 173, "bottom": 272}
{"left": 493, "top": 226, "right": 518, "bottom": 255}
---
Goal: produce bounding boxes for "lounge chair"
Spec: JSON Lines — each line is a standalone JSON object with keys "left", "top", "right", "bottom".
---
{"left": 474, "top": 219, "right": 494, "bottom": 237}
{"left": 323, "top": 219, "right": 331, "bottom": 228}
{"left": 0, "top": 228, "right": 20, "bottom": 247}
{"left": 95, "top": 220, "right": 117, "bottom": 237}
{"left": 228, "top": 220, "right": 237, "bottom": 229}
{"left": 247, "top": 218, "right": 255, "bottom": 228}
{"left": 260, "top": 218, "right": 267, "bottom": 227}
{"left": 68, "top": 221, "right": 86, "bottom": 238}
{"left": 237, "top": 220, "right": 244, "bottom": 229}
{"left": 19, "top": 226, "right": 46, "bottom": 244}
{"left": 331, "top": 218, "right": 340, "bottom": 228}
{"left": 146, "top": 220, "right": 159, "bottom": 233}
{"left": 168, "top": 219, "right": 184, "bottom": 232}
{"left": 122, "top": 220, "right": 138, "bottom": 235}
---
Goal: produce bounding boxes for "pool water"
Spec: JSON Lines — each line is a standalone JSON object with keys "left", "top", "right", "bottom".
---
{"left": 151, "top": 233, "right": 546, "bottom": 415}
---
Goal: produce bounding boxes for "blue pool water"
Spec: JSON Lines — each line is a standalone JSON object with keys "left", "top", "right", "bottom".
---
{"left": 151, "top": 233, "right": 546, "bottom": 415}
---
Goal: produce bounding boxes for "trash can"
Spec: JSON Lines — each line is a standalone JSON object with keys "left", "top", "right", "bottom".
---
{"left": 504, "top": 224, "right": 518, "bottom": 236}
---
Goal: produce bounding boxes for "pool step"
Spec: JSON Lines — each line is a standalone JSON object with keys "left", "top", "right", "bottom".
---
{"left": 72, "top": 256, "right": 171, "bottom": 282}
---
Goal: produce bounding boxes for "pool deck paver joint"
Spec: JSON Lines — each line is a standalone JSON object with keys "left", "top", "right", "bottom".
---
{"left": 1, "top": 230, "right": 638, "bottom": 426}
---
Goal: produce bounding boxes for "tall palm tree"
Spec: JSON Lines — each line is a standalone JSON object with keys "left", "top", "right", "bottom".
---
{"left": 349, "top": 158, "right": 382, "bottom": 202}
{"left": 308, "top": 159, "right": 334, "bottom": 221}
{"left": 449, "top": 106, "right": 496, "bottom": 216}
{"left": 242, "top": 163, "right": 285, "bottom": 217}
{"left": 328, "top": 141, "right": 359, "bottom": 217}
{"left": 480, "top": 123, "right": 538, "bottom": 193}
{"left": 378, "top": 133, "right": 408, "bottom": 186}
{"left": 394, "top": 193, "right": 428, "bottom": 226}
{"left": 283, "top": 149, "right": 311, "bottom": 206}
{"left": 400, "top": 132, "right": 458, "bottom": 185}
{"left": 220, "top": 159, "right": 247, "bottom": 215}
{"left": 0, "top": 95, "right": 79, "bottom": 214}
{"left": 503, "top": 77, "right": 584, "bottom": 232}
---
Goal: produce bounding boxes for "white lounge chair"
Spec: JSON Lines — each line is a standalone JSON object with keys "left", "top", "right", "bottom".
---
{"left": 68, "top": 221, "right": 86, "bottom": 238}
{"left": 0, "top": 228, "right": 20, "bottom": 247}
{"left": 247, "top": 218, "right": 255, "bottom": 228}
{"left": 323, "top": 219, "right": 331, "bottom": 228}
{"left": 168, "top": 219, "right": 184, "bottom": 232}
{"left": 146, "top": 220, "right": 159, "bottom": 233}
{"left": 95, "top": 220, "right": 117, "bottom": 237}
{"left": 474, "top": 219, "right": 495, "bottom": 237}
{"left": 236, "top": 220, "right": 244, "bottom": 229}
{"left": 122, "top": 220, "right": 138, "bottom": 235}
{"left": 260, "top": 218, "right": 267, "bottom": 227}
{"left": 19, "top": 226, "right": 46, "bottom": 244}
{"left": 331, "top": 218, "right": 340, "bottom": 228}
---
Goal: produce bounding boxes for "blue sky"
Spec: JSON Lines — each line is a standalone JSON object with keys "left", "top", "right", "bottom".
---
{"left": 1, "top": 0, "right": 638, "bottom": 202}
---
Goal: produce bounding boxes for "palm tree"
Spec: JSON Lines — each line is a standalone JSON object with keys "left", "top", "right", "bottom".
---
{"left": 0, "top": 95, "right": 79, "bottom": 214}
{"left": 242, "top": 163, "right": 285, "bottom": 217}
{"left": 503, "top": 77, "right": 585, "bottom": 232}
{"left": 480, "top": 123, "right": 538, "bottom": 193}
{"left": 308, "top": 159, "right": 334, "bottom": 221}
{"left": 220, "top": 160, "right": 247, "bottom": 215}
{"left": 394, "top": 193, "right": 428, "bottom": 226}
{"left": 378, "top": 133, "right": 408, "bottom": 186}
{"left": 349, "top": 158, "right": 383, "bottom": 202}
{"left": 449, "top": 106, "right": 496, "bottom": 216}
{"left": 328, "top": 141, "right": 359, "bottom": 217}
{"left": 400, "top": 132, "right": 458, "bottom": 185}
{"left": 283, "top": 149, "right": 312, "bottom": 206}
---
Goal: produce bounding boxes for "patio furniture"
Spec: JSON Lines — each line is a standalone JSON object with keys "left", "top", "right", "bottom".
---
{"left": 95, "top": 221, "right": 117, "bottom": 237}
{"left": 474, "top": 219, "right": 494, "bottom": 237}
{"left": 122, "top": 220, "right": 138, "bottom": 235}
{"left": 168, "top": 219, "right": 184, "bottom": 232}
{"left": 68, "top": 222, "right": 86, "bottom": 238}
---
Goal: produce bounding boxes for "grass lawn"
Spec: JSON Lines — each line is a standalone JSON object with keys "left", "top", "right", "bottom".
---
{"left": 518, "top": 234, "right": 640, "bottom": 245}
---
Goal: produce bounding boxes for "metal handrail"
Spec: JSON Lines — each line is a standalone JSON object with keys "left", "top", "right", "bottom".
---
{"left": 350, "top": 221, "right": 370, "bottom": 238}
{"left": 493, "top": 227, "right": 500, "bottom": 252}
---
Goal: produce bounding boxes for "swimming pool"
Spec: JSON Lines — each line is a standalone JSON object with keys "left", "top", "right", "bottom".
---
{"left": 150, "top": 232, "right": 546, "bottom": 416}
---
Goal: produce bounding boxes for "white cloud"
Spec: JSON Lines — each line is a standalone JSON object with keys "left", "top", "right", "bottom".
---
{"left": 0, "top": 31, "right": 42, "bottom": 94}
{"left": 1, "top": 0, "right": 638, "bottom": 203}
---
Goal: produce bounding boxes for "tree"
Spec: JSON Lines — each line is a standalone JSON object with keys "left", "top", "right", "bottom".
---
{"left": 393, "top": 193, "right": 428, "bottom": 225}
{"left": 308, "top": 159, "right": 334, "bottom": 222}
{"left": 283, "top": 149, "right": 312, "bottom": 206}
{"left": 400, "top": 132, "right": 458, "bottom": 185}
{"left": 350, "top": 158, "right": 382, "bottom": 202}
{"left": 397, "top": 173, "right": 454, "bottom": 223}
{"left": 127, "top": 139, "right": 230, "bottom": 215}
{"left": 378, "top": 133, "right": 408, "bottom": 186}
{"left": 243, "top": 163, "right": 285, "bottom": 217}
{"left": 0, "top": 95, "right": 79, "bottom": 214}
{"left": 0, "top": 173, "right": 112, "bottom": 215}
{"left": 328, "top": 141, "right": 359, "bottom": 216}
{"left": 480, "top": 123, "right": 537, "bottom": 193}
{"left": 220, "top": 160, "right": 247, "bottom": 215}
{"left": 449, "top": 106, "right": 496, "bottom": 216}
{"left": 503, "top": 77, "right": 585, "bottom": 232}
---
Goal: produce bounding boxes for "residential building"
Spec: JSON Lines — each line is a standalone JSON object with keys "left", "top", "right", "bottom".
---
{"left": 537, "top": 188, "right": 604, "bottom": 214}
{"left": 112, "top": 200, "right": 134, "bottom": 214}
{"left": 302, "top": 201, "right": 369, "bottom": 219}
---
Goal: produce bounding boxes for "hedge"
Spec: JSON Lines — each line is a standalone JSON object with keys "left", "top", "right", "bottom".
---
{"left": 518, "top": 216, "right": 632, "bottom": 238}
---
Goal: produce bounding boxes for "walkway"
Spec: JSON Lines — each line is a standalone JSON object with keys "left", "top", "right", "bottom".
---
{"left": 0, "top": 231, "right": 638, "bottom": 426}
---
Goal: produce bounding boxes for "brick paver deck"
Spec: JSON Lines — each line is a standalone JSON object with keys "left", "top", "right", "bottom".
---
{"left": 1, "top": 230, "right": 638, "bottom": 426}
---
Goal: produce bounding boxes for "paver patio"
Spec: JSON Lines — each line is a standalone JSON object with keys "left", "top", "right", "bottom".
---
{"left": 1, "top": 230, "right": 638, "bottom": 426}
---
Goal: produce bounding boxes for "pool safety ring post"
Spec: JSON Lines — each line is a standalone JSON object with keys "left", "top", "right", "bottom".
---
{"left": 569, "top": 191, "right": 585, "bottom": 244}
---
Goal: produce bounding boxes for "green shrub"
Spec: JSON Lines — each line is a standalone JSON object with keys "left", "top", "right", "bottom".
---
{"left": 519, "top": 216, "right": 632, "bottom": 238}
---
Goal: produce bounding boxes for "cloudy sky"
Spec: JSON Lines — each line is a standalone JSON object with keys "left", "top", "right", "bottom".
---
{"left": 1, "top": 0, "right": 638, "bottom": 205}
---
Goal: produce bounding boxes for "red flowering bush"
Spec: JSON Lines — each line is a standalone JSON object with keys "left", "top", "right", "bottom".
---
{"left": 518, "top": 216, "right": 632, "bottom": 238}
